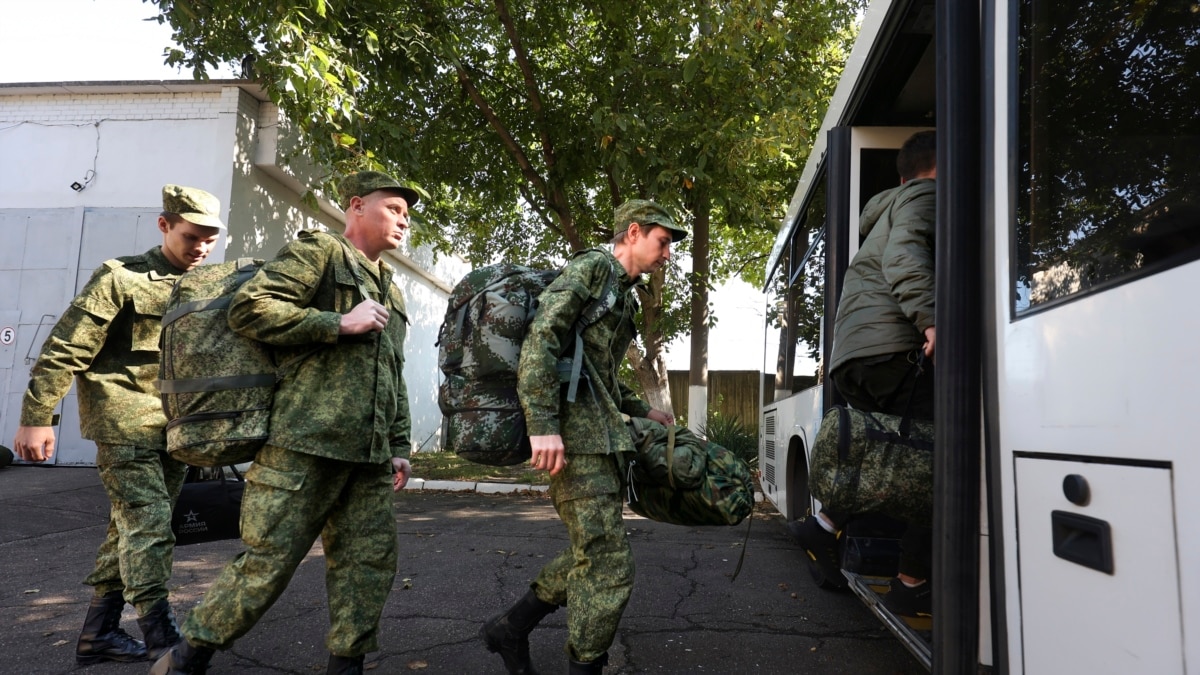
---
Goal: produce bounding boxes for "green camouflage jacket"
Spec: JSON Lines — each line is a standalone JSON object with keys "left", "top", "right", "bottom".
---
{"left": 21, "top": 246, "right": 182, "bottom": 448}
{"left": 518, "top": 248, "right": 652, "bottom": 456}
{"left": 830, "top": 178, "right": 936, "bottom": 373}
{"left": 227, "top": 230, "right": 411, "bottom": 463}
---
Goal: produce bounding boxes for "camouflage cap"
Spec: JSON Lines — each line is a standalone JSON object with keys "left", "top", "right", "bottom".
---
{"left": 162, "top": 185, "right": 225, "bottom": 229}
{"left": 614, "top": 199, "right": 687, "bottom": 242}
{"left": 338, "top": 171, "right": 420, "bottom": 209}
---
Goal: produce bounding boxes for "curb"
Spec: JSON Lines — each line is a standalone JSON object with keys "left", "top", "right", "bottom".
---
{"left": 404, "top": 478, "right": 548, "bottom": 494}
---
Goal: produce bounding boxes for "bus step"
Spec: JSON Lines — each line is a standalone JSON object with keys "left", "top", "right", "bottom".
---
{"left": 844, "top": 571, "right": 932, "bottom": 671}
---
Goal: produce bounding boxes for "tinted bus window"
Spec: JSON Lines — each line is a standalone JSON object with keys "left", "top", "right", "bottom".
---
{"left": 767, "top": 182, "right": 826, "bottom": 396}
{"left": 1015, "top": 0, "right": 1200, "bottom": 313}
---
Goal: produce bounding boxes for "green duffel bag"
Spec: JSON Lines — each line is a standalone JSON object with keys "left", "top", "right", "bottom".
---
{"left": 809, "top": 405, "right": 934, "bottom": 526}
{"left": 624, "top": 416, "right": 754, "bottom": 527}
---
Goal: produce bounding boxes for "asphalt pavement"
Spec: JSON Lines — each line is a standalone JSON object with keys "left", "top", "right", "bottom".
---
{"left": 0, "top": 464, "right": 921, "bottom": 674}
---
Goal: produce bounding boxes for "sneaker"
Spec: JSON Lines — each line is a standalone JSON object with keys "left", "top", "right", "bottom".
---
{"left": 882, "top": 577, "right": 932, "bottom": 618}
{"left": 787, "top": 517, "right": 846, "bottom": 590}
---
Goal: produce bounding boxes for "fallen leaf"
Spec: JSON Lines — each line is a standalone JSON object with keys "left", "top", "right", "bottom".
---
{"left": 52, "top": 639, "right": 69, "bottom": 647}
{"left": 407, "top": 659, "right": 428, "bottom": 670}
{"left": 23, "top": 589, "right": 39, "bottom": 594}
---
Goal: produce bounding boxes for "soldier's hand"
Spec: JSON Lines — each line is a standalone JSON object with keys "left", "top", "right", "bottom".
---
{"left": 391, "top": 457, "right": 411, "bottom": 492}
{"left": 529, "top": 435, "right": 566, "bottom": 476}
{"left": 339, "top": 299, "right": 390, "bottom": 335}
{"left": 13, "top": 426, "right": 56, "bottom": 462}
{"left": 647, "top": 409, "right": 675, "bottom": 426}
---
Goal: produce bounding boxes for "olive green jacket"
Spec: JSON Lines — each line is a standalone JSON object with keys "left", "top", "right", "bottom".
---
{"left": 830, "top": 178, "right": 936, "bottom": 374}
{"left": 518, "top": 249, "right": 652, "bottom": 456}
{"left": 227, "top": 231, "right": 411, "bottom": 463}
{"left": 21, "top": 247, "right": 183, "bottom": 448}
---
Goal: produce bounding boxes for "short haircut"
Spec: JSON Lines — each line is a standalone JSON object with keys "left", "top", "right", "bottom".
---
{"left": 610, "top": 221, "right": 664, "bottom": 246}
{"left": 160, "top": 211, "right": 186, "bottom": 227}
{"left": 897, "top": 130, "right": 936, "bottom": 181}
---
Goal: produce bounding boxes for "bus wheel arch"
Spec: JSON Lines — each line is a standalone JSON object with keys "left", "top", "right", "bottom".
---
{"left": 785, "top": 434, "right": 813, "bottom": 519}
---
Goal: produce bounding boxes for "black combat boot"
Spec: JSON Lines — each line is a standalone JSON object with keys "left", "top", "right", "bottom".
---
{"left": 137, "top": 598, "right": 183, "bottom": 660}
{"left": 75, "top": 590, "right": 148, "bottom": 664}
{"left": 148, "top": 639, "right": 215, "bottom": 675}
{"left": 328, "top": 653, "right": 366, "bottom": 675}
{"left": 568, "top": 652, "right": 609, "bottom": 675}
{"left": 481, "top": 589, "right": 560, "bottom": 675}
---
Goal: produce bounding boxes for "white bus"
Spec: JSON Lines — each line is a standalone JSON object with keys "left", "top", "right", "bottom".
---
{"left": 758, "top": 0, "right": 1199, "bottom": 672}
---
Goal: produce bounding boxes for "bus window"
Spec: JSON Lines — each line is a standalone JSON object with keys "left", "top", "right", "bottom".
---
{"left": 767, "top": 180, "right": 826, "bottom": 400}
{"left": 1015, "top": 0, "right": 1200, "bottom": 314}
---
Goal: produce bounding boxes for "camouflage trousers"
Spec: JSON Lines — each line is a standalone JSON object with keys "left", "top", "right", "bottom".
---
{"left": 181, "top": 444, "right": 397, "bottom": 657}
{"left": 87, "top": 443, "right": 186, "bottom": 615}
{"left": 87, "top": 441, "right": 186, "bottom": 614}
{"left": 533, "top": 453, "right": 633, "bottom": 663}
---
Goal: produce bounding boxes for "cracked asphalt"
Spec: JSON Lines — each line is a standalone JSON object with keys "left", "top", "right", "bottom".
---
{"left": 0, "top": 465, "right": 921, "bottom": 674}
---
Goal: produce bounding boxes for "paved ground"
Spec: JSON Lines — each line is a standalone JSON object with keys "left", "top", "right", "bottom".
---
{"left": 0, "top": 464, "right": 922, "bottom": 674}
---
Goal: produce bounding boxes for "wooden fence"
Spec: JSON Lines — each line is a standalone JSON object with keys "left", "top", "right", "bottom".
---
{"left": 665, "top": 370, "right": 818, "bottom": 435}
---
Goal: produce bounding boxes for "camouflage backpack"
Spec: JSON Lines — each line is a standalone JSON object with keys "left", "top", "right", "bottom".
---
{"left": 159, "top": 234, "right": 371, "bottom": 467}
{"left": 437, "top": 251, "right": 619, "bottom": 466}
{"left": 624, "top": 416, "right": 755, "bottom": 527}
{"left": 808, "top": 406, "right": 934, "bottom": 526}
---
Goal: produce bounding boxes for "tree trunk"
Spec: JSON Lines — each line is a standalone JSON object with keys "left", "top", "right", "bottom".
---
{"left": 688, "top": 192, "right": 711, "bottom": 433}
{"left": 628, "top": 267, "right": 673, "bottom": 415}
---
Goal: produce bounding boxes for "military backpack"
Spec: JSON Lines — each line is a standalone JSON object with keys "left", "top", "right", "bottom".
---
{"left": 436, "top": 251, "right": 620, "bottom": 466}
{"left": 159, "top": 234, "right": 372, "bottom": 467}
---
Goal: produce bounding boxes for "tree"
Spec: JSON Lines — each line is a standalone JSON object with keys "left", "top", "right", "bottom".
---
{"left": 150, "top": 0, "right": 863, "bottom": 412}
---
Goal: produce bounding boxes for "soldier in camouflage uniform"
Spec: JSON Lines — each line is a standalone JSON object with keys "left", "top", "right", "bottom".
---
{"left": 481, "top": 200, "right": 687, "bottom": 675}
{"left": 13, "top": 186, "right": 225, "bottom": 665}
{"left": 151, "top": 171, "right": 417, "bottom": 675}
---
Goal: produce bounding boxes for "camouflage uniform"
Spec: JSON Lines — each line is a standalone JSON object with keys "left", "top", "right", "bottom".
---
{"left": 20, "top": 246, "right": 187, "bottom": 613}
{"left": 179, "top": 230, "right": 409, "bottom": 657}
{"left": 518, "top": 248, "right": 651, "bottom": 662}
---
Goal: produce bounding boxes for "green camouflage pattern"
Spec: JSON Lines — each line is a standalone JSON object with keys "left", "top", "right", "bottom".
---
{"left": 518, "top": 249, "right": 651, "bottom": 455}
{"left": 809, "top": 405, "right": 934, "bottom": 526}
{"left": 21, "top": 247, "right": 182, "bottom": 447}
{"left": 159, "top": 258, "right": 273, "bottom": 466}
{"left": 337, "top": 170, "right": 420, "bottom": 208}
{"left": 624, "top": 417, "right": 754, "bottom": 527}
{"left": 612, "top": 199, "right": 688, "bottom": 242}
{"left": 516, "top": 249, "right": 651, "bottom": 663}
{"left": 624, "top": 416, "right": 706, "bottom": 489}
{"left": 438, "top": 264, "right": 559, "bottom": 465}
{"left": 533, "top": 454, "right": 632, "bottom": 663}
{"left": 161, "top": 184, "right": 225, "bottom": 229}
{"left": 86, "top": 443, "right": 187, "bottom": 615}
{"left": 181, "top": 444, "right": 397, "bottom": 655}
{"left": 439, "top": 251, "right": 625, "bottom": 465}
{"left": 227, "top": 230, "right": 412, "bottom": 462}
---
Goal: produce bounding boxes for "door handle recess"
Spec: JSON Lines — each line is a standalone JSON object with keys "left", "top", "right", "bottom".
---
{"left": 1051, "top": 510, "right": 1114, "bottom": 575}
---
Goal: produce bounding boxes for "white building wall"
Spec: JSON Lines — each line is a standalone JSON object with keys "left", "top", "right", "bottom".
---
{"left": 0, "top": 82, "right": 462, "bottom": 465}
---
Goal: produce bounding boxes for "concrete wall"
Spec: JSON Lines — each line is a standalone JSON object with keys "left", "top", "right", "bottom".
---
{"left": 0, "top": 82, "right": 464, "bottom": 464}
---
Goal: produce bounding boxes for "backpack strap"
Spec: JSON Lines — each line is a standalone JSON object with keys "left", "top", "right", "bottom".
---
{"left": 564, "top": 251, "right": 622, "bottom": 403}
{"left": 332, "top": 236, "right": 378, "bottom": 304}
{"left": 161, "top": 259, "right": 260, "bottom": 328}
